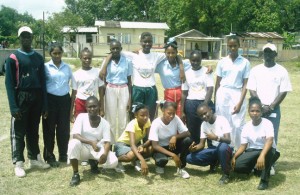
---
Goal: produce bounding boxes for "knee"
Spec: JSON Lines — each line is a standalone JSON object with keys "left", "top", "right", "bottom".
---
{"left": 67, "top": 139, "right": 81, "bottom": 158}
{"left": 154, "top": 154, "right": 168, "bottom": 167}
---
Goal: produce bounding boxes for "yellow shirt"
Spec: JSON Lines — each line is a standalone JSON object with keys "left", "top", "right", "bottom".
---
{"left": 117, "top": 118, "right": 151, "bottom": 145}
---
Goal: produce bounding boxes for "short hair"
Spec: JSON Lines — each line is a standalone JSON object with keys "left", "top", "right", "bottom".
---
{"left": 80, "top": 47, "right": 92, "bottom": 57}
{"left": 131, "top": 102, "right": 148, "bottom": 113}
{"left": 248, "top": 96, "right": 262, "bottom": 109}
{"left": 86, "top": 96, "right": 98, "bottom": 104}
{"left": 49, "top": 42, "right": 63, "bottom": 54}
{"left": 140, "top": 32, "right": 153, "bottom": 41}
{"left": 110, "top": 39, "right": 121, "bottom": 46}
{"left": 190, "top": 50, "right": 202, "bottom": 58}
{"left": 227, "top": 35, "right": 240, "bottom": 46}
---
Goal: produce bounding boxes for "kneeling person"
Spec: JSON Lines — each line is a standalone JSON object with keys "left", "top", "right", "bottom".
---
{"left": 187, "top": 103, "right": 233, "bottom": 185}
{"left": 68, "top": 96, "right": 118, "bottom": 186}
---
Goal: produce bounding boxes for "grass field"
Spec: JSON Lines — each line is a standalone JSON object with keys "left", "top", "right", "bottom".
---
{"left": 0, "top": 58, "right": 299, "bottom": 195}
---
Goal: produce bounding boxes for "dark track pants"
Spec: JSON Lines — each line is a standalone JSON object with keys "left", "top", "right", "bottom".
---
{"left": 153, "top": 137, "right": 192, "bottom": 169}
{"left": 234, "top": 148, "right": 279, "bottom": 181}
{"left": 42, "top": 93, "right": 70, "bottom": 161}
{"left": 10, "top": 90, "right": 43, "bottom": 163}
{"left": 132, "top": 85, "right": 158, "bottom": 121}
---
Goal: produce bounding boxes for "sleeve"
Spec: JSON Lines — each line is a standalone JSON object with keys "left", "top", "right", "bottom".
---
{"left": 243, "top": 59, "right": 251, "bottom": 79}
{"left": 148, "top": 120, "right": 159, "bottom": 142}
{"left": 71, "top": 114, "right": 84, "bottom": 135}
{"left": 176, "top": 116, "right": 188, "bottom": 133}
{"left": 127, "top": 59, "right": 133, "bottom": 76}
{"left": 125, "top": 120, "right": 136, "bottom": 133}
{"left": 200, "top": 123, "right": 207, "bottom": 139}
{"left": 183, "top": 61, "right": 191, "bottom": 71}
{"left": 220, "top": 116, "right": 232, "bottom": 134}
{"left": 121, "top": 51, "right": 136, "bottom": 60}
{"left": 216, "top": 60, "right": 223, "bottom": 77}
{"left": 265, "top": 120, "right": 275, "bottom": 139}
{"left": 154, "top": 52, "right": 166, "bottom": 65}
{"left": 206, "top": 71, "right": 214, "bottom": 87}
{"left": 4, "top": 54, "right": 19, "bottom": 114}
{"left": 155, "top": 60, "right": 163, "bottom": 74}
{"left": 279, "top": 69, "right": 292, "bottom": 92}
{"left": 39, "top": 55, "right": 48, "bottom": 112}
{"left": 246, "top": 69, "right": 256, "bottom": 90}
{"left": 240, "top": 125, "right": 248, "bottom": 144}
{"left": 101, "top": 120, "right": 111, "bottom": 142}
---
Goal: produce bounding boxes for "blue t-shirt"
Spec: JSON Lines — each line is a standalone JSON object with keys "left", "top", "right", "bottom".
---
{"left": 105, "top": 55, "right": 132, "bottom": 85}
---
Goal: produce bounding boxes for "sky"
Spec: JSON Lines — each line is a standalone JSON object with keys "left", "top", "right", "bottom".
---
{"left": 0, "top": 0, "right": 66, "bottom": 20}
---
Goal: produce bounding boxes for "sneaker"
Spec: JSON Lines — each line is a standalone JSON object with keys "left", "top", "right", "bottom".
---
{"left": 219, "top": 174, "right": 230, "bottom": 185}
{"left": 81, "top": 160, "right": 89, "bottom": 166}
{"left": 257, "top": 179, "right": 268, "bottom": 190}
{"left": 131, "top": 160, "right": 141, "bottom": 172}
{"left": 70, "top": 173, "right": 80, "bottom": 186}
{"left": 15, "top": 161, "right": 26, "bottom": 178}
{"left": 29, "top": 154, "right": 51, "bottom": 169}
{"left": 176, "top": 168, "right": 190, "bottom": 179}
{"left": 115, "top": 162, "right": 126, "bottom": 173}
{"left": 155, "top": 166, "right": 164, "bottom": 174}
{"left": 47, "top": 159, "right": 59, "bottom": 168}
{"left": 270, "top": 166, "right": 275, "bottom": 176}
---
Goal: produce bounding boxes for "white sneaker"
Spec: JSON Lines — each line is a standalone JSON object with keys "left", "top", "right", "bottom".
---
{"left": 81, "top": 161, "right": 89, "bottom": 166}
{"left": 29, "top": 154, "right": 51, "bottom": 169}
{"left": 270, "top": 166, "right": 276, "bottom": 176}
{"left": 132, "top": 160, "right": 141, "bottom": 172}
{"left": 115, "top": 162, "right": 126, "bottom": 173}
{"left": 15, "top": 161, "right": 26, "bottom": 178}
{"left": 155, "top": 166, "right": 164, "bottom": 174}
{"left": 176, "top": 168, "right": 190, "bottom": 179}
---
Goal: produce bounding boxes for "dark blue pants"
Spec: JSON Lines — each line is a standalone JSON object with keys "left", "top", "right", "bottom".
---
{"left": 186, "top": 142, "right": 233, "bottom": 174}
{"left": 263, "top": 106, "right": 281, "bottom": 145}
{"left": 42, "top": 93, "right": 70, "bottom": 161}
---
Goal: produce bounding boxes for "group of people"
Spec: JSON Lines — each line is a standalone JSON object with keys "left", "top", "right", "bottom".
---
{"left": 5, "top": 26, "right": 292, "bottom": 191}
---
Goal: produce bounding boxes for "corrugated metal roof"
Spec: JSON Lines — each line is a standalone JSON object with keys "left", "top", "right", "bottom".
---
{"left": 175, "top": 29, "right": 208, "bottom": 38}
{"left": 242, "top": 32, "right": 284, "bottom": 39}
{"left": 95, "top": 20, "right": 169, "bottom": 29}
{"left": 62, "top": 26, "right": 98, "bottom": 33}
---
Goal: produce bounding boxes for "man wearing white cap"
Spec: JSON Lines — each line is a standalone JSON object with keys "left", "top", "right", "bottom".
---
{"left": 5, "top": 26, "right": 50, "bottom": 177}
{"left": 247, "top": 43, "right": 292, "bottom": 175}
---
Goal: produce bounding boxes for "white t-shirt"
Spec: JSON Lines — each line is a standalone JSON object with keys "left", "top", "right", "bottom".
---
{"left": 247, "top": 64, "right": 292, "bottom": 105}
{"left": 241, "top": 118, "right": 276, "bottom": 149}
{"left": 71, "top": 67, "right": 104, "bottom": 100}
{"left": 149, "top": 115, "right": 188, "bottom": 146}
{"left": 200, "top": 115, "right": 232, "bottom": 147}
{"left": 71, "top": 113, "right": 111, "bottom": 143}
{"left": 182, "top": 67, "right": 214, "bottom": 100}
{"left": 123, "top": 51, "right": 165, "bottom": 87}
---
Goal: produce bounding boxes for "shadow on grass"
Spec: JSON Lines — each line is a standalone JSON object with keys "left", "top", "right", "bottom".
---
{"left": 269, "top": 172, "right": 286, "bottom": 190}
{"left": 277, "top": 161, "right": 300, "bottom": 172}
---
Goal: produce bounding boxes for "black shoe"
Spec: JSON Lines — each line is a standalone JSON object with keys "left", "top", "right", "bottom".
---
{"left": 47, "top": 159, "right": 60, "bottom": 168}
{"left": 89, "top": 159, "right": 100, "bottom": 174}
{"left": 209, "top": 160, "right": 219, "bottom": 173}
{"left": 219, "top": 174, "right": 229, "bottom": 185}
{"left": 257, "top": 180, "right": 268, "bottom": 190}
{"left": 59, "top": 156, "right": 68, "bottom": 163}
{"left": 70, "top": 173, "right": 80, "bottom": 186}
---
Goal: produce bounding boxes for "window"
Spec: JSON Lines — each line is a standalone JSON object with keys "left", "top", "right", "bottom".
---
{"left": 70, "top": 34, "right": 76, "bottom": 43}
{"left": 107, "top": 33, "right": 115, "bottom": 43}
{"left": 86, "top": 34, "right": 93, "bottom": 43}
{"left": 116, "top": 33, "right": 131, "bottom": 44}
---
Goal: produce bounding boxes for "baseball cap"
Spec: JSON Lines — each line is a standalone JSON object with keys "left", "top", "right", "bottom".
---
{"left": 18, "top": 26, "right": 33, "bottom": 37}
{"left": 262, "top": 43, "right": 277, "bottom": 53}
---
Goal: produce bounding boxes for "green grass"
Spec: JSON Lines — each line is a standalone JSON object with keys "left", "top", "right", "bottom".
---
{"left": 0, "top": 58, "right": 299, "bottom": 194}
